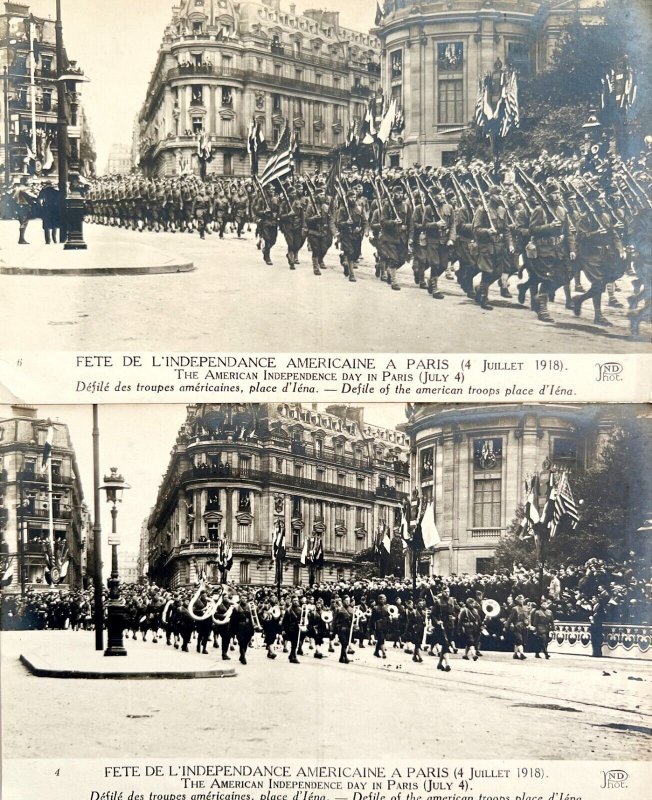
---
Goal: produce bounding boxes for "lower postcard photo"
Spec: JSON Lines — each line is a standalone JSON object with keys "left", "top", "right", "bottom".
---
{"left": 0, "top": 401, "right": 650, "bottom": 798}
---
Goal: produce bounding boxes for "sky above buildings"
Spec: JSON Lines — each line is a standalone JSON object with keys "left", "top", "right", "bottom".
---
{"left": 24, "top": 0, "right": 378, "bottom": 173}
{"left": 31, "top": 403, "right": 406, "bottom": 559}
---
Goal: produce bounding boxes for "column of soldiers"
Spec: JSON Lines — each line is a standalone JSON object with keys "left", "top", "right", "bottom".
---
{"left": 85, "top": 150, "right": 651, "bottom": 336}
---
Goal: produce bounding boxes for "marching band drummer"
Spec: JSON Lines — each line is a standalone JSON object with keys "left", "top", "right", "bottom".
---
{"left": 282, "top": 596, "right": 302, "bottom": 664}
{"left": 404, "top": 597, "right": 427, "bottom": 663}
{"left": 261, "top": 599, "right": 280, "bottom": 660}
{"left": 333, "top": 596, "right": 354, "bottom": 664}
{"left": 371, "top": 594, "right": 391, "bottom": 659}
{"left": 308, "top": 598, "right": 328, "bottom": 659}
{"left": 230, "top": 596, "right": 255, "bottom": 666}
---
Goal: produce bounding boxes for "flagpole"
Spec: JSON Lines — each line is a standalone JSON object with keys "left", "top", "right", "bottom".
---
{"left": 47, "top": 452, "right": 54, "bottom": 558}
{"left": 29, "top": 18, "right": 37, "bottom": 160}
{"left": 92, "top": 405, "right": 104, "bottom": 651}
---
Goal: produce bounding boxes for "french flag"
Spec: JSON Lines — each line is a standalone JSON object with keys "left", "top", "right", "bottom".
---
{"left": 41, "top": 424, "right": 54, "bottom": 472}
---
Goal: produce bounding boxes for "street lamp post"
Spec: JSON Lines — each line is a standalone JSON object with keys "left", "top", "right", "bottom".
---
{"left": 100, "top": 467, "right": 130, "bottom": 657}
{"left": 55, "top": 0, "right": 89, "bottom": 250}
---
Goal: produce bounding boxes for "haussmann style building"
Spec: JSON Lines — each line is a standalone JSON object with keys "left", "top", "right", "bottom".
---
{"left": 374, "top": 0, "right": 604, "bottom": 168}
{"left": 405, "top": 403, "right": 619, "bottom": 576}
{"left": 136, "top": 0, "right": 381, "bottom": 178}
{"left": 0, "top": 404, "right": 89, "bottom": 593}
{"left": 147, "top": 403, "right": 409, "bottom": 588}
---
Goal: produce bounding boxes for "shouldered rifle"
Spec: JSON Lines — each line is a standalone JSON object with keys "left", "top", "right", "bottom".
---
{"left": 335, "top": 178, "right": 352, "bottom": 222}
{"left": 253, "top": 175, "right": 271, "bottom": 212}
{"left": 481, "top": 170, "right": 517, "bottom": 228}
{"left": 515, "top": 165, "right": 557, "bottom": 225}
{"left": 470, "top": 170, "right": 496, "bottom": 234}
{"left": 415, "top": 174, "right": 442, "bottom": 222}
{"left": 620, "top": 160, "right": 652, "bottom": 210}
{"left": 570, "top": 179, "right": 607, "bottom": 235}
{"left": 378, "top": 177, "right": 402, "bottom": 224}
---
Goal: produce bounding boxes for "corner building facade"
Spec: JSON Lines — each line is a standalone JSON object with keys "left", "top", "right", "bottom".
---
{"left": 137, "top": 0, "right": 381, "bottom": 178}
{"left": 375, "top": 0, "right": 602, "bottom": 168}
{"left": 0, "top": 405, "right": 88, "bottom": 592}
{"left": 406, "top": 404, "right": 615, "bottom": 576}
{"left": 148, "top": 404, "right": 409, "bottom": 588}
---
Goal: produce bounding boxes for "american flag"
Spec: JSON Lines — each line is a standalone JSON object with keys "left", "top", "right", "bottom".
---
{"left": 550, "top": 472, "right": 579, "bottom": 538}
{"left": 500, "top": 68, "right": 520, "bottom": 138}
{"left": 260, "top": 125, "right": 295, "bottom": 187}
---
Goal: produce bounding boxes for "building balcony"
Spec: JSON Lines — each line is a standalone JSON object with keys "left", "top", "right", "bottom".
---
{"left": 351, "top": 84, "right": 371, "bottom": 98}
{"left": 367, "top": 62, "right": 381, "bottom": 77}
{"left": 179, "top": 465, "right": 377, "bottom": 503}
{"left": 22, "top": 507, "right": 73, "bottom": 521}
{"left": 468, "top": 528, "right": 505, "bottom": 539}
{"left": 394, "top": 461, "right": 410, "bottom": 477}
{"left": 375, "top": 485, "right": 408, "bottom": 501}
{"left": 17, "top": 471, "right": 75, "bottom": 486}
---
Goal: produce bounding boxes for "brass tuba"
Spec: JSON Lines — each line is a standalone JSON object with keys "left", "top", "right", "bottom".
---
{"left": 188, "top": 581, "right": 217, "bottom": 622}
{"left": 387, "top": 604, "right": 399, "bottom": 619}
{"left": 482, "top": 599, "right": 501, "bottom": 619}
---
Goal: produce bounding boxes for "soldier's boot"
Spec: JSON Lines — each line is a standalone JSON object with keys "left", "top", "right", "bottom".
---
{"left": 348, "top": 267, "right": 357, "bottom": 283}
{"left": 607, "top": 282, "right": 624, "bottom": 308}
{"left": 312, "top": 255, "right": 321, "bottom": 276}
{"left": 592, "top": 293, "right": 612, "bottom": 326}
{"left": 500, "top": 273, "right": 512, "bottom": 298}
{"left": 563, "top": 283, "right": 574, "bottom": 309}
{"left": 412, "top": 268, "right": 420, "bottom": 286}
{"left": 18, "top": 223, "right": 28, "bottom": 245}
{"left": 287, "top": 251, "right": 295, "bottom": 270}
{"left": 574, "top": 275, "right": 585, "bottom": 292}
{"left": 536, "top": 292, "right": 555, "bottom": 323}
{"left": 390, "top": 267, "right": 401, "bottom": 291}
{"left": 431, "top": 277, "right": 444, "bottom": 300}
{"left": 374, "top": 258, "right": 381, "bottom": 278}
{"left": 477, "top": 284, "right": 493, "bottom": 311}
{"left": 319, "top": 260, "right": 326, "bottom": 271}
{"left": 44, "top": 229, "right": 51, "bottom": 245}
{"left": 263, "top": 246, "right": 272, "bottom": 265}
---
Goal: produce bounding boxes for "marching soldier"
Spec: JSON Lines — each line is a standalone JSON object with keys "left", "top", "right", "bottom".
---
{"left": 472, "top": 185, "right": 514, "bottom": 310}
{"left": 379, "top": 182, "right": 412, "bottom": 291}
{"left": 335, "top": 188, "right": 365, "bottom": 282}
{"left": 305, "top": 187, "right": 333, "bottom": 276}
{"left": 252, "top": 185, "right": 279, "bottom": 265}
{"left": 278, "top": 186, "right": 306, "bottom": 269}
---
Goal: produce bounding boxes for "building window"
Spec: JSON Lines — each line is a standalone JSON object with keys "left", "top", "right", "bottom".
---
{"left": 222, "top": 117, "right": 232, "bottom": 137}
{"left": 240, "top": 561, "right": 250, "bottom": 584}
{"left": 223, "top": 153, "right": 233, "bottom": 175}
{"left": 473, "top": 477, "right": 501, "bottom": 529}
{"left": 337, "top": 473, "right": 346, "bottom": 489}
{"left": 238, "top": 490, "right": 251, "bottom": 512}
{"left": 356, "top": 476, "right": 365, "bottom": 493}
{"left": 191, "top": 85, "right": 203, "bottom": 106}
{"left": 476, "top": 557, "right": 495, "bottom": 574}
{"left": 314, "top": 438, "right": 323, "bottom": 457}
{"left": 293, "top": 98, "right": 303, "bottom": 117}
{"left": 551, "top": 438, "right": 579, "bottom": 471}
{"left": 438, "top": 79, "right": 463, "bottom": 124}
{"left": 420, "top": 448, "right": 433, "bottom": 481}
{"left": 274, "top": 63, "right": 282, "bottom": 77}
{"left": 391, "top": 84, "right": 402, "bottom": 107}
{"left": 295, "top": 68, "right": 303, "bottom": 81}
{"left": 390, "top": 50, "right": 402, "bottom": 81}
{"left": 334, "top": 76, "right": 340, "bottom": 89}
{"left": 315, "top": 73, "right": 322, "bottom": 86}
{"left": 192, "top": 117, "right": 204, "bottom": 134}
{"left": 193, "top": 21, "right": 203, "bottom": 34}
{"left": 50, "top": 460, "right": 61, "bottom": 481}
{"left": 474, "top": 438, "right": 503, "bottom": 471}
{"left": 292, "top": 496, "right": 302, "bottom": 518}
{"left": 276, "top": 458, "right": 284, "bottom": 473}
{"left": 206, "top": 489, "right": 220, "bottom": 511}
{"left": 337, "top": 568, "right": 344, "bottom": 581}
{"left": 316, "top": 467, "right": 325, "bottom": 484}
{"left": 293, "top": 564, "right": 301, "bottom": 586}
{"left": 40, "top": 55, "right": 53, "bottom": 75}
{"left": 221, "top": 87, "right": 233, "bottom": 106}
{"left": 23, "top": 458, "right": 36, "bottom": 476}
{"left": 207, "top": 521, "right": 220, "bottom": 542}
{"left": 507, "top": 41, "right": 531, "bottom": 78}
{"left": 294, "top": 462, "right": 303, "bottom": 478}
{"left": 238, "top": 455, "right": 250, "bottom": 475}
{"left": 437, "top": 42, "right": 463, "bottom": 71}
{"left": 237, "top": 523, "right": 249, "bottom": 543}
{"left": 42, "top": 89, "right": 52, "bottom": 112}
{"left": 193, "top": 53, "right": 203, "bottom": 67}
{"left": 292, "top": 528, "right": 301, "bottom": 549}
{"left": 272, "top": 94, "right": 282, "bottom": 113}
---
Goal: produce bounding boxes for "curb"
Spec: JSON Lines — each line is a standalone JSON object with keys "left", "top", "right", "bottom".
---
{"left": 19, "top": 653, "right": 236, "bottom": 680}
{"left": 0, "top": 262, "right": 195, "bottom": 276}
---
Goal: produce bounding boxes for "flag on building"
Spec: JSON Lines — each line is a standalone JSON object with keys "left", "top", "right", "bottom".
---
{"left": 311, "top": 535, "right": 324, "bottom": 567}
{"left": 550, "top": 472, "right": 579, "bottom": 538}
{"left": 272, "top": 520, "right": 286, "bottom": 561}
{"left": 420, "top": 501, "right": 441, "bottom": 549}
{"left": 382, "top": 525, "right": 392, "bottom": 554}
{"left": 246, "top": 118, "right": 266, "bottom": 176}
{"left": 375, "top": 1, "right": 385, "bottom": 26}
{"left": 218, "top": 538, "right": 233, "bottom": 571}
{"left": 601, "top": 63, "right": 637, "bottom": 113}
{"left": 300, "top": 537, "right": 309, "bottom": 565}
{"left": 40, "top": 424, "right": 54, "bottom": 472}
{"left": 519, "top": 475, "right": 540, "bottom": 540}
{"left": 260, "top": 124, "right": 295, "bottom": 186}
{"left": 377, "top": 98, "right": 397, "bottom": 144}
{"left": 0, "top": 558, "right": 12, "bottom": 588}
{"left": 500, "top": 68, "right": 520, "bottom": 138}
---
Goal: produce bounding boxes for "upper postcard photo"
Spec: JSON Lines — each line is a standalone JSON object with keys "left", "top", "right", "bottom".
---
{"left": 0, "top": 0, "right": 650, "bottom": 353}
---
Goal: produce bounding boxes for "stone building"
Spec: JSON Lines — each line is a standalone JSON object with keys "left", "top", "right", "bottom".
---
{"left": 405, "top": 403, "right": 616, "bottom": 576}
{"left": 374, "top": 0, "right": 604, "bottom": 167}
{"left": 0, "top": 405, "right": 88, "bottom": 593}
{"left": 0, "top": 1, "right": 92, "bottom": 184}
{"left": 136, "top": 0, "right": 381, "bottom": 178}
{"left": 147, "top": 403, "right": 409, "bottom": 588}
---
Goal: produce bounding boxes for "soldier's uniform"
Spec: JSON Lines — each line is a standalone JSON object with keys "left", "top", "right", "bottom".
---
{"left": 305, "top": 190, "right": 333, "bottom": 276}
{"left": 278, "top": 188, "right": 306, "bottom": 268}
{"left": 379, "top": 184, "right": 412, "bottom": 291}
{"left": 252, "top": 189, "right": 279, "bottom": 265}
{"left": 472, "top": 186, "right": 513, "bottom": 310}
{"left": 335, "top": 190, "right": 365, "bottom": 282}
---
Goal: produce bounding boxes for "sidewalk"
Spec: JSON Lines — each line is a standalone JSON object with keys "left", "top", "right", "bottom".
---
{"left": 0, "top": 220, "right": 194, "bottom": 275}
{"left": 14, "top": 631, "right": 235, "bottom": 679}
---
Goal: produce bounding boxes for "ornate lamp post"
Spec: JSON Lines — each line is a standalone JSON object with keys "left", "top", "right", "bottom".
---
{"left": 55, "top": 0, "right": 89, "bottom": 249}
{"left": 100, "top": 468, "right": 130, "bottom": 657}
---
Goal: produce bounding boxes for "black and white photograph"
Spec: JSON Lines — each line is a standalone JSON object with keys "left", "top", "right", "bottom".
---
{"left": 0, "top": 0, "right": 650, "bottom": 352}
{"left": 1, "top": 400, "right": 651, "bottom": 765}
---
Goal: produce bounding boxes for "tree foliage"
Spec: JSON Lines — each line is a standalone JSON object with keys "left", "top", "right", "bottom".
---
{"left": 458, "top": 0, "right": 652, "bottom": 161}
{"left": 495, "top": 410, "right": 652, "bottom": 570}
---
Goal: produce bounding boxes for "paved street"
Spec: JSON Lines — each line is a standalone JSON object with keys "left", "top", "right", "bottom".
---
{"left": 1, "top": 221, "right": 649, "bottom": 352}
{"left": 2, "top": 631, "right": 651, "bottom": 760}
